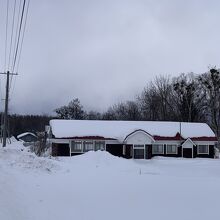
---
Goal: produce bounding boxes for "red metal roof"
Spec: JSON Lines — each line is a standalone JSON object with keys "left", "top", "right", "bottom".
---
{"left": 191, "top": 136, "right": 218, "bottom": 141}
{"left": 53, "top": 133, "right": 217, "bottom": 142}
{"left": 153, "top": 132, "right": 184, "bottom": 141}
{"left": 54, "top": 136, "right": 116, "bottom": 140}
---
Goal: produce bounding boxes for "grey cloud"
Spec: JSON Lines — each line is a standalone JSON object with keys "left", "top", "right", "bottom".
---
{"left": 0, "top": 0, "right": 220, "bottom": 114}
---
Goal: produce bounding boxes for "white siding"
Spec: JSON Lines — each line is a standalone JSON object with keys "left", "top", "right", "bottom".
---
{"left": 125, "top": 131, "right": 154, "bottom": 145}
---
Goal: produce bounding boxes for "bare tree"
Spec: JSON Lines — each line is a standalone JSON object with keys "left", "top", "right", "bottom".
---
{"left": 198, "top": 68, "right": 220, "bottom": 139}
{"left": 86, "top": 111, "right": 102, "bottom": 120}
{"left": 138, "top": 76, "right": 175, "bottom": 121}
{"left": 154, "top": 75, "right": 175, "bottom": 120}
{"left": 102, "top": 101, "right": 141, "bottom": 121}
{"left": 173, "top": 73, "right": 203, "bottom": 122}
{"left": 138, "top": 82, "right": 161, "bottom": 120}
{"left": 125, "top": 101, "right": 141, "bottom": 120}
{"left": 102, "top": 107, "right": 118, "bottom": 120}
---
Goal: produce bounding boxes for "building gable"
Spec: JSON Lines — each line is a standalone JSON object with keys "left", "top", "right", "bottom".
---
{"left": 124, "top": 130, "right": 155, "bottom": 145}
{"left": 182, "top": 138, "right": 196, "bottom": 148}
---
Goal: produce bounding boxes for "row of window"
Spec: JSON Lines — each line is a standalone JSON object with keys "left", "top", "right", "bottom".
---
{"left": 152, "top": 144, "right": 209, "bottom": 154}
{"left": 70, "top": 141, "right": 209, "bottom": 154}
{"left": 71, "top": 141, "right": 105, "bottom": 152}
{"left": 152, "top": 144, "right": 177, "bottom": 154}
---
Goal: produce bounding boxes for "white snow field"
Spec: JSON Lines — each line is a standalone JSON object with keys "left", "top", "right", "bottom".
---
{"left": 1, "top": 141, "right": 220, "bottom": 220}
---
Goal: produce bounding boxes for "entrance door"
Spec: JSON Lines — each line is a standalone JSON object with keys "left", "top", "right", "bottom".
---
{"left": 183, "top": 148, "right": 193, "bottom": 158}
{"left": 133, "top": 145, "right": 145, "bottom": 159}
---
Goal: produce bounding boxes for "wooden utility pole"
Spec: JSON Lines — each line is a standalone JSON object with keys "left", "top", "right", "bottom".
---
{"left": 0, "top": 71, "right": 18, "bottom": 147}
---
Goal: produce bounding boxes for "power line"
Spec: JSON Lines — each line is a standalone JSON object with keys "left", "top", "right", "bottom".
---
{"left": 12, "top": 0, "right": 26, "bottom": 73}
{"left": 10, "top": 0, "right": 30, "bottom": 97}
{"left": 0, "top": 0, "right": 30, "bottom": 146}
{"left": 9, "top": 0, "right": 22, "bottom": 89}
{"left": 8, "top": 0, "right": 17, "bottom": 71}
{"left": 15, "top": 0, "right": 30, "bottom": 73}
{"left": 10, "top": 0, "right": 26, "bottom": 91}
{"left": 11, "top": 0, "right": 22, "bottom": 70}
{"left": 4, "top": 0, "right": 10, "bottom": 72}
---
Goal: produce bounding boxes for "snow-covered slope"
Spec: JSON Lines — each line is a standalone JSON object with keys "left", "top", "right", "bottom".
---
{"left": 50, "top": 119, "right": 215, "bottom": 140}
{"left": 1, "top": 141, "right": 220, "bottom": 220}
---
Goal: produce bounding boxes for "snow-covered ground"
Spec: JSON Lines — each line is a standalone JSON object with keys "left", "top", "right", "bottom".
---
{"left": 1, "top": 141, "right": 220, "bottom": 220}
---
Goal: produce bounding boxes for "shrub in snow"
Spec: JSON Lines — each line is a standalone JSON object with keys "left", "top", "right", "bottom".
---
{"left": 29, "top": 133, "right": 50, "bottom": 157}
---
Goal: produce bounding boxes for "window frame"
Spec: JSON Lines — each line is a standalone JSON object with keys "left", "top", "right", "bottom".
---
{"left": 197, "top": 145, "right": 209, "bottom": 154}
{"left": 71, "top": 141, "right": 83, "bottom": 153}
{"left": 133, "top": 145, "right": 145, "bottom": 159}
{"left": 166, "top": 144, "right": 178, "bottom": 154}
{"left": 83, "top": 141, "right": 94, "bottom": 152}
{"left": 94, "top": 141, "right": 105, "bottom": 151}
{"left": 152, "top": 144, "right": 164, "bottom": 154}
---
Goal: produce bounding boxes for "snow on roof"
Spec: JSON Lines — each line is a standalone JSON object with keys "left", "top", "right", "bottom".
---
{"left": 17, "top": 132, "right": 37, "bottom": 139}
{"left": 50, "top": 120, "right": 216, "bottom": 141}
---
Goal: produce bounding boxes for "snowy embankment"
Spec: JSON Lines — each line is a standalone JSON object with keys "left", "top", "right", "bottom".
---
{"left": 1, "top": 142, "right": 220, "bottom": 220}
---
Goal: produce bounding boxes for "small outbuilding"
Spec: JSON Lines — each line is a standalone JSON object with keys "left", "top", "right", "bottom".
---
{"left": 48, "top": 120, "right": 217, "bottom": 159}
{"left": 17, "top": 132, "right": 38, "bottom": 143}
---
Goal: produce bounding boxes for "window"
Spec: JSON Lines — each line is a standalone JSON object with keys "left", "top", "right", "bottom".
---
{"left": 152, "top": 144, "right": 164, "bottom": 154}
{"left": 71, "top": 141, "right": 82, "bottom": 152}
{"left": 83, "top": 141, "right": 94, "bottom": 152}
{"left": 95, "top": 141, "right": 105, "bottom": 151}
{"left": 198, "top": 145, "right": 208, "bottom": 154}
{"left": 133, "top": 145, "right": 145, "bottom": 159}
{"left": 166, "top": 144, "right": 177, "bottom": 154}
{"left": 134, "top": 149, "right": 145, "bottom": 159}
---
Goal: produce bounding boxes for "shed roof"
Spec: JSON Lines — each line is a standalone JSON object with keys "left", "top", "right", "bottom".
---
{"left": 50, "top": 120, "right": 216, "bottom": 142}
{"left": 17, "top": 132, "right": 37, "bottom": 139}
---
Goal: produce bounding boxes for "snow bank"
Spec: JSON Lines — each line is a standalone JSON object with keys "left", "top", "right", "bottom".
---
{"left": 69, "top": 150, "right": 131, "bottom": 167}
{"left": 1, "top": 142, "right": 220, "bottom": 220}
{"left": 50, "top": 119, "right": 215, "bottom": 140}
{"left": 0, "top": 141, "right": 59, "bottom": 173}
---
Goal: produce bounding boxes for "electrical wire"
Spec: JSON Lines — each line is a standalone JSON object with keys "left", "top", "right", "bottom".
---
{"left": 9, "top": 0, "right": 22, "bottom": 89}
{"left": 15, "top": 0, "right": 30, "bottom": 73}
{"left": 11, "top": 0, "right": 22, "bottom": 70}
{"left": 10, "top": 0, "right": 24, "bottom": 90}
{"left": 4, "top": 0, "right": 10, "bottom": 72}
{"left": 10, "top": 0, "right": 30, "bottom": 100}
{"left": 12, "top": 0, "right": 26, "bottom": 73}
{"left": 7, "top": 0, "right": 17, "bottom": 71}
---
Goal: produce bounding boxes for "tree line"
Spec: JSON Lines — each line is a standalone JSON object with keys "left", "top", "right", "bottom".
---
{"left": 2, "top": 68, "right": 219, "bottom": 140}
{"left": 55, "top": 68, "right": 220, "bottom": 139}
{"left": 7, "top": 114, "right": 52, "bottom": 137}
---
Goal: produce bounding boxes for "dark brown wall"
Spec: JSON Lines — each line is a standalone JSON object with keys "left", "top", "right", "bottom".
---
{"left": 196, "top": 145, "right": 215, "bottom": 158}
{"left": 146, "top": 145, "right": 152, "bottom": 159}
{"left": 52, "top": 143, "right": 70, "bottom": 156}
{"left": 125, "top": 145, "right": 133, "bottom": 159}
{"left": 71, "top": 153, "right": 83, "bottom": 156}
{"left": 52, "top": 143, "right": 58, "bottom": 156}
{"left": 52, "top": 142, "right": 215, "bottom": 159}
{"left": 178, "top": 146, "right": 182, "bottom": 157}
{"left": 182, "top": 148, "right": 193, "bottom": 158}
{"left": 193, "top": 146, "right": 197, "bottom": 158}
{"left": 106, "top": 144, "right": 123, "bottom": 157}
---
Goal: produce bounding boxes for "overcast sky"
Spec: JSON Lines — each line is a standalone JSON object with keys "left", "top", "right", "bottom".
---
{"left": 0, "top": 0, "right": 220, "bottom": 115}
